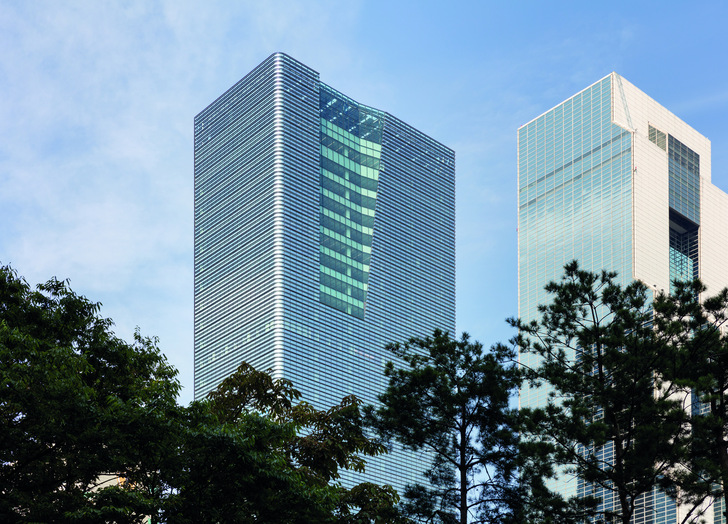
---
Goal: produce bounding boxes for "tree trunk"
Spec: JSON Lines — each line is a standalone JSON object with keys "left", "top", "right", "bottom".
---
{"left": 460, "top": 404, "right": 468, "bottom": 524}
{"left": 717, "top": 387, "right": 728, "bottom": 524}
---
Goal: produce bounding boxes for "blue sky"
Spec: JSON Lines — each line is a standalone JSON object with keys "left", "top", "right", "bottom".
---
{"left": 2, "top": 1, "right": 727, "bottom": 404}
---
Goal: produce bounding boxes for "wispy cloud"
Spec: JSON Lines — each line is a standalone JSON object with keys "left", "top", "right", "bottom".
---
{"left": 0, "top": 0, "right": 371, "bottom": 403}
{"left": 1, "top": 0, "right": 726, "bottom": 402}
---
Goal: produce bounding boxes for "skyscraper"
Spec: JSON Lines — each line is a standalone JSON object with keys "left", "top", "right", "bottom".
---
{"left": 518, "top": 73, "right": 728, "bottom": 523}
{"left": 194, "top": 53, "right": 455, "bottom": 491}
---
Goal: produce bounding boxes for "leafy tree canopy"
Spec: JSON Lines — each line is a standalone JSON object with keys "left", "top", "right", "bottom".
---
{"left": 168, "top": 362, "right": 406, "bottom": 523}
{"left": 652, "top": 279, "right": 728, "bottom": 522}
{"left": 0, "top": 264, "right": 404, "bottom": 523}
{"left": 513, "top": 261, "right": 699, "bottom": 524}
{"left": 366, "top": 329, "right": 522, "bottom": 524}
{"left": 0, "top": 264, "right": 179, "bottom": 522}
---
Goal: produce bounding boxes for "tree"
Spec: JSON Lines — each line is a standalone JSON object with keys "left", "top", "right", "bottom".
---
{"left": 365, "top": 329, "right": 521, "bottom": 524}
{"left": 0, "top": 264, "right": 403, "bottom": 523}
{"left": 165, "top": 362, "right": 407, "bottom": 523}
{"left": 652, "top": 279, "right": 728, "bottom": 521}
{"left": 513, "top": 261, "right": 695, "bottom": 524}
{"left": 0, "top": 264, "right": 180, "bottom": 522}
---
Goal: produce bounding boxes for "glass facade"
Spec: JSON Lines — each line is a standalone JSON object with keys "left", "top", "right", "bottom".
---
{"left": 318, "top": 85, "right": 383, "bottom": 319}
{"left": 518, "top": 74, "right": 634, "bottom": 507}
{"left": 518, "top": 74, "right": 707, "bottom": 523}
{"left": 667, "top": 134, "right": 701, "bottom": 295}
{"left": 668, "top": 134, "right": 700, "bottom": 225}
{"left": 518, "top": 75, "right": 634, "bottom": 411}
{"left": 194, "top": 53, "right": 455, "bottom": 494}
{"left": 648, "top": 124, "right": 667, "bottom": 151}
{"left": 715, "top": 496, "right": 725, "bottom": 524}
{"left": 669, "top": 214, "right": 699, "bottom": 293}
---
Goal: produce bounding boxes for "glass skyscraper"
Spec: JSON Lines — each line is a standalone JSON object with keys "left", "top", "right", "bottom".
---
{"left": 518, "top": 73, "right": 728, "bottom": 523}
{"left": 194, "top": 53, "right": 455, "bottom": 492}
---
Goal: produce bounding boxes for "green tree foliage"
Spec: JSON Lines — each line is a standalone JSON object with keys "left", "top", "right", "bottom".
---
{"left": 513, "top": 262, "right": 694, "bottom": 524}
{"left": 365, "top": 329, "right": 521, "bottom": 524}
{"left": 166, "top": 362, "right": 406, "bottom": 523}
{"left": 653, "top": 279, "right": 728, "bottom": 522}
{"left": 0, "top": 264, "right": 180, "bottom": 522}
{"left": 0, "top": 264, "right": 403, "bottom": 523}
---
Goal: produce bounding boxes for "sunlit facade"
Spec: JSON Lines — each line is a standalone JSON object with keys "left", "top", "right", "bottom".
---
{"left": 518, "top": 73, "right": 728, "bottom": 523}
{"left": 193, "top": 53, "right": 455, "bottom": 492}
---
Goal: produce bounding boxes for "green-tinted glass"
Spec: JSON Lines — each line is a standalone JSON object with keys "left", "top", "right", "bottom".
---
{"left": 318, "top": 85, "right": 383, "bottom": 318}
